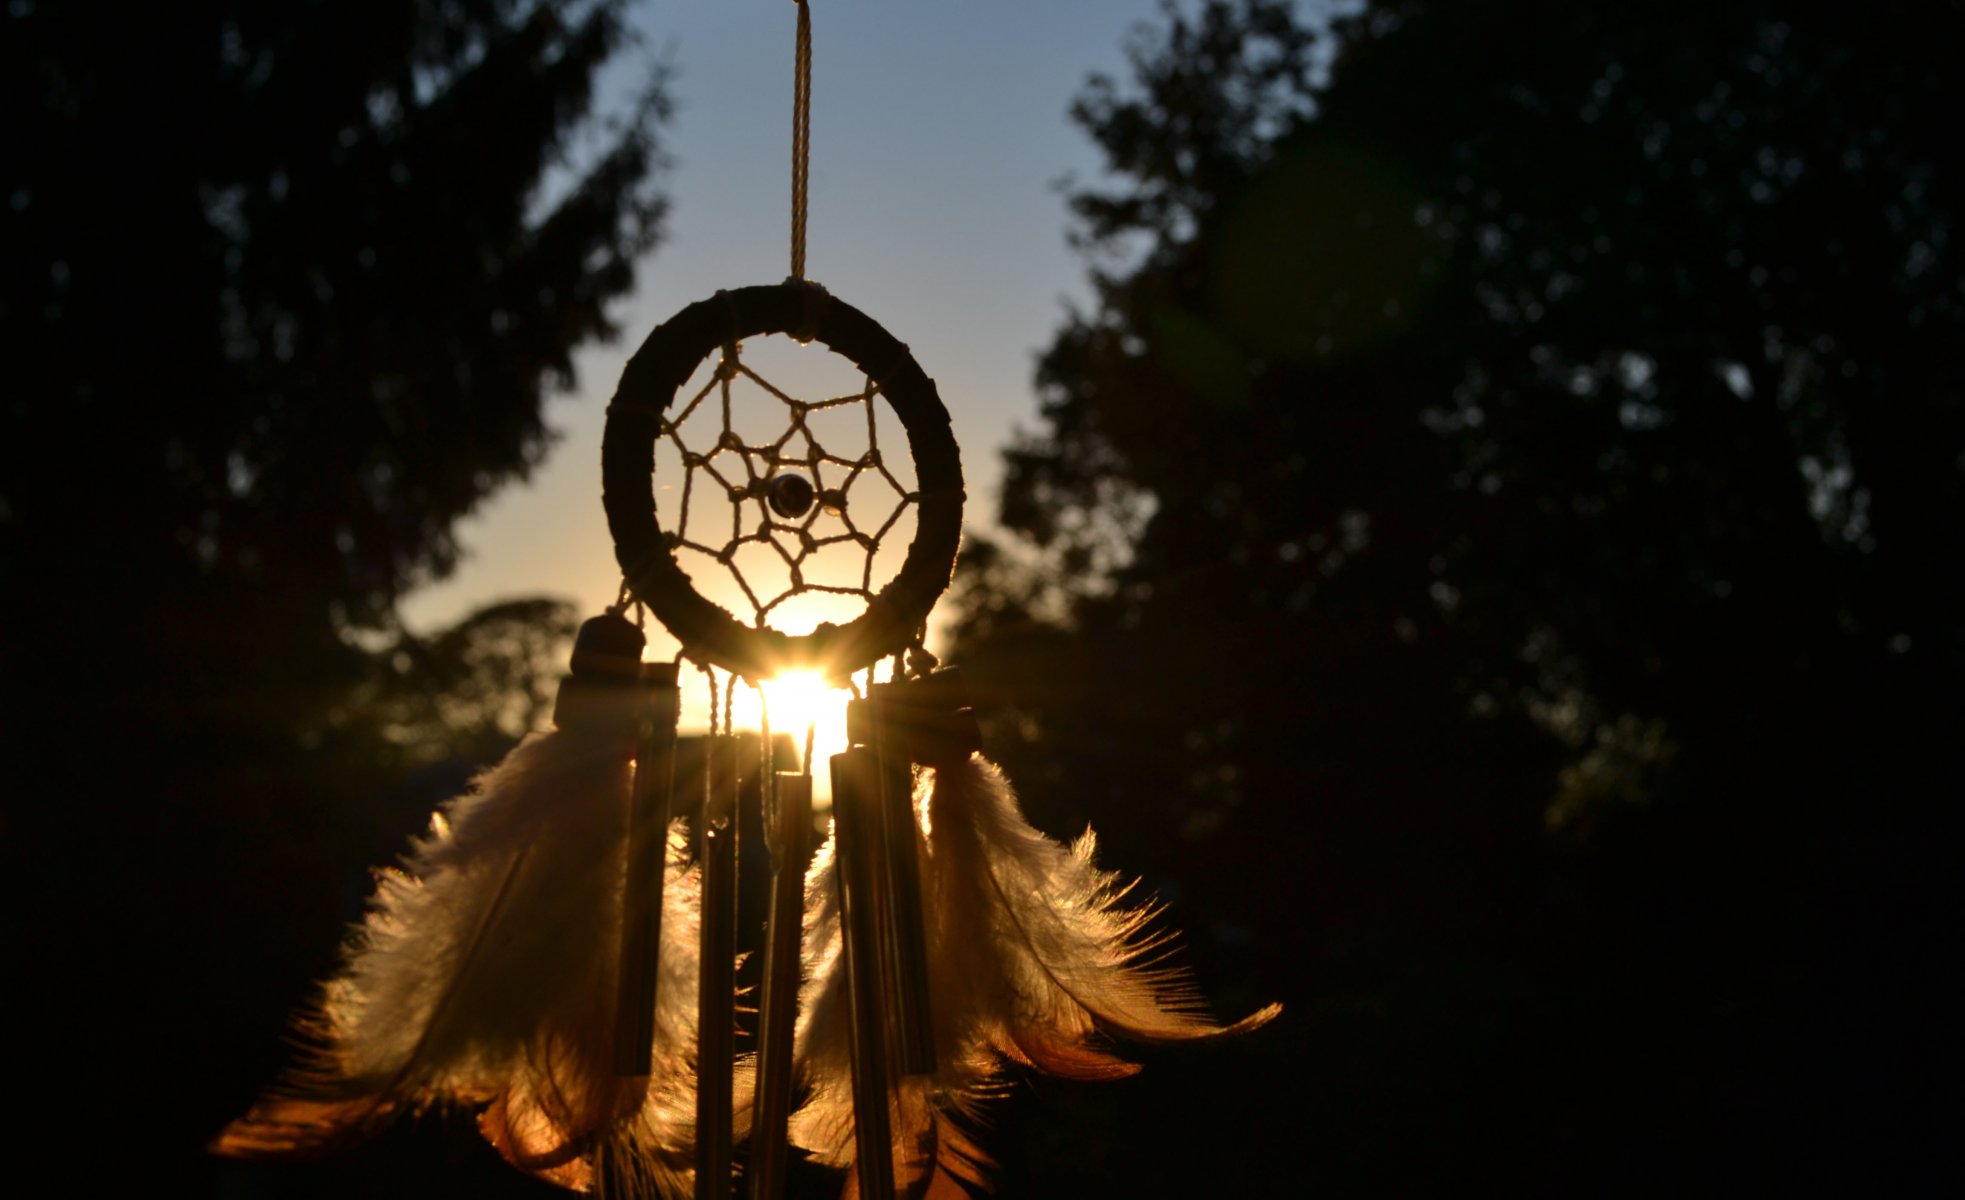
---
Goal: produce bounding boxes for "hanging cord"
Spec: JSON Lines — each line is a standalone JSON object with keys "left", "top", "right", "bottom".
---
{"left": 790, "top": 0, "right": 813, "bottom": 279}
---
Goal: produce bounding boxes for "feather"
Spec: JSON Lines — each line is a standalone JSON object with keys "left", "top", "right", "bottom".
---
{"left": 785, "top": 831, "right": 861, "bottom": 1170}
{"left": 790, "top": 753, "right": 1277, "bottom": 1191}
{"left": 926, "top": 755, "right": 1280, "bottom": 1059}
{"left": 838, "top": 1084, "right": 993, "bottom": 1200}
{"left": 215, "top": 727, "right": 707, "bottom": 1196}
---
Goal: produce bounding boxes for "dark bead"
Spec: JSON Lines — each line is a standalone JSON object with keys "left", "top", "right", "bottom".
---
{"left": 767, "top": 472, "right": 818, "bottom": 518}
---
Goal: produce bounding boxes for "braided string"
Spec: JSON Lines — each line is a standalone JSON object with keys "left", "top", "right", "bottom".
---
{"left": 790, "top": 1, "right": 813, "bottom": 280}
{"left": 658, "top": 344, "right": 918, "bottom": 635}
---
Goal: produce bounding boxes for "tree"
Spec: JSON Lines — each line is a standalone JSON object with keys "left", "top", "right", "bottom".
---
{"left": 4, "top": 0, "right": 663, "bottom": 647}
{"left": 956, "top": 1, "right": 1958, "bottom": 1189}
{"left": 1, "top": 2, "right": 667, "bottom": 1185}
{"left": 339, "top": 596, "right": 585, "bottom": 773}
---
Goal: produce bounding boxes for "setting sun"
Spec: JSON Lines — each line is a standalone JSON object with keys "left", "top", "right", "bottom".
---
{"left": 729, "top": 669, "right": 853, "bottom": 800}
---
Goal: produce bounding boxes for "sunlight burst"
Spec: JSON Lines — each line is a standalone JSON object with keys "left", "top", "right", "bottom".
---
{"left": 729, "top": 669, "right": 853, "bottom": 800}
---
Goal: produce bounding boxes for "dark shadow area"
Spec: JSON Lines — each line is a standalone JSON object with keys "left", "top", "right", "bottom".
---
{"left": 3, "top": 1, "right": 667, "bottom": 1190}
{"left": 951, "top": 1, "right": 1959, "bottom": 1193}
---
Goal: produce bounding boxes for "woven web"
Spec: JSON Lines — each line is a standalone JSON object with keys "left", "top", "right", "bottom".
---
{"left": 656, "top": 339, "right": 918, "bottom": 632}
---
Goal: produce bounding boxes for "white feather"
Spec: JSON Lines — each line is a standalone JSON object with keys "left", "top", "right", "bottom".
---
{"left": 790, "top": 754, "right": 1277, "bottom": 1187}
{"left": 218, "top": 728, "right": 708, "bottom": 1197}
{"left": 786, "top": 832, "right": 858, "bottom": 1168}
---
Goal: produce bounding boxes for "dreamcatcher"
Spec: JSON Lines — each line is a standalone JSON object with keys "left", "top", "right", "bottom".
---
{"left": 216, "top": 4, "right": 1274, "bottom": 1197}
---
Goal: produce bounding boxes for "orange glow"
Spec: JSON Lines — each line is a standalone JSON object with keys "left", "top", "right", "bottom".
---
{"left": 730, "top": 669, "right": 853, "bottom": 800}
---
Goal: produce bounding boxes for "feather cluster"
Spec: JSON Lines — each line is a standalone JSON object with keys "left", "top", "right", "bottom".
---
{"left": 791, "top": 754, "right": 1279, "bottom": 1193}
{"left": 215, "top": 727, "right": 704, "bottom": 1197}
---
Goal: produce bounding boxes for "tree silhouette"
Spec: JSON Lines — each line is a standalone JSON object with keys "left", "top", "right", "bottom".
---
{"left": 957, "top": 1, "right": 1957, "bottom": 1189}
{"left": 3, "top": 2, "right": 667, "bottom": 1188}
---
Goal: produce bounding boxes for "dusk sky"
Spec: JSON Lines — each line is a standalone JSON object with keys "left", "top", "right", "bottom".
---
{"left": 401, "top": 1, "right": 1172, "bottom": 659}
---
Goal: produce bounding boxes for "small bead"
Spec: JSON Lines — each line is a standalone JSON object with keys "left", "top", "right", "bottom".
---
{"left": 767, "top": 473, "right": 817, "bottom": 518}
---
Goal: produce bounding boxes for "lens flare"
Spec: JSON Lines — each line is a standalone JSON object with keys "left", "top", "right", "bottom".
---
{"left": 729, "top": 669, "right": 852, "bottom": 800}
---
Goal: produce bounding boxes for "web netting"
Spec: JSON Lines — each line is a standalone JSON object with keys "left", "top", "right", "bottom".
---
{"left": 654, "top": 336, "right": 919, "bottom": 638}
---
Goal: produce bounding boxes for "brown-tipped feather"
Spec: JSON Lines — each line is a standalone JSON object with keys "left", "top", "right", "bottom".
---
{"left": 208, "top": 1094, "right": 400, "bottom": 1159}
{"left": 214, "top": 731, "right": 709, "bottom": 1197}
{"left": 480, "top": 1092, "right": 592, "bottom": 1179}
{"left": 790, "top": 754, "right": 1279, "bottom": 1192}
{"left": 929, "top": 755, "right": 1279, "bottom": 1062}
{"left": 1003, "top": 1028, "right": 1142, "bottom": 1081}
{"left": 841, "top": 1108, "right": 995, "bottom": 1200}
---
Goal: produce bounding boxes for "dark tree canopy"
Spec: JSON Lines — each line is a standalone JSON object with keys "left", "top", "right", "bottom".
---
{"left": 4, "top": 0, "right": 663, "bottom": 632}
{"left": 2, "top": 2, "right": 667, "bottom": 1188}
{"left": 957, "top": 1, "right": 1958, "bottom": 1190}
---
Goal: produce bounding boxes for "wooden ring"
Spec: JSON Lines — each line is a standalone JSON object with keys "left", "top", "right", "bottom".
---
{"left": 602, "top": 280, "right": 964, "bottom": 679}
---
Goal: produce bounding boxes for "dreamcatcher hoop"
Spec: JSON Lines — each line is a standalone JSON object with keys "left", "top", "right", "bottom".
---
{"left": 603, "top": 279, "right": 964, "bottom": 681}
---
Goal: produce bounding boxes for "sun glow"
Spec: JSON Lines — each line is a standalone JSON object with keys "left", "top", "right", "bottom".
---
{"left": 728, "top": 669, "right": 853, "bottom": 800}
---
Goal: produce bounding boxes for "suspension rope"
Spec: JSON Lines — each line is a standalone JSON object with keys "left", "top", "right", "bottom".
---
{"left": 790, "top": 0, "right": 813, "bottom": 279}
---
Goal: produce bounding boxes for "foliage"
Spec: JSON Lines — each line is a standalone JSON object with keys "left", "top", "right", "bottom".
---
{"left": 339, "top": 596, "right": 583, "bottom": 771}
{"left": 4, "top": 0, "right": 666, "bottom": 629}
{"left": 973, "top": 0, "right": 1962, "bottom": 832}
{"left": 956, "top": 0, "right": 1959, "bottom": 1188}
{"left": 1, "top": 3, "right": 667, "bottom": 1188}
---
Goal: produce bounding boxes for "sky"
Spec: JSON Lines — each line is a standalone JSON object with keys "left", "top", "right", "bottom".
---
{"left": 400, "top": 0, "right": 1171, "bottom": 673}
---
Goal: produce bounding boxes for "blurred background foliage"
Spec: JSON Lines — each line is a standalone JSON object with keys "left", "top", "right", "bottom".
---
{"left": 3, "top": 0, "right": 659, "bottom": 1188}
{"left": 3, "top": 0, "right": 1957, "bottom": 1193}
{"left": 338, "top": 596, "right": 583, "bottom": 773}
{"left": 954, "top": 0, "right": 1956, "bottom": 1191}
